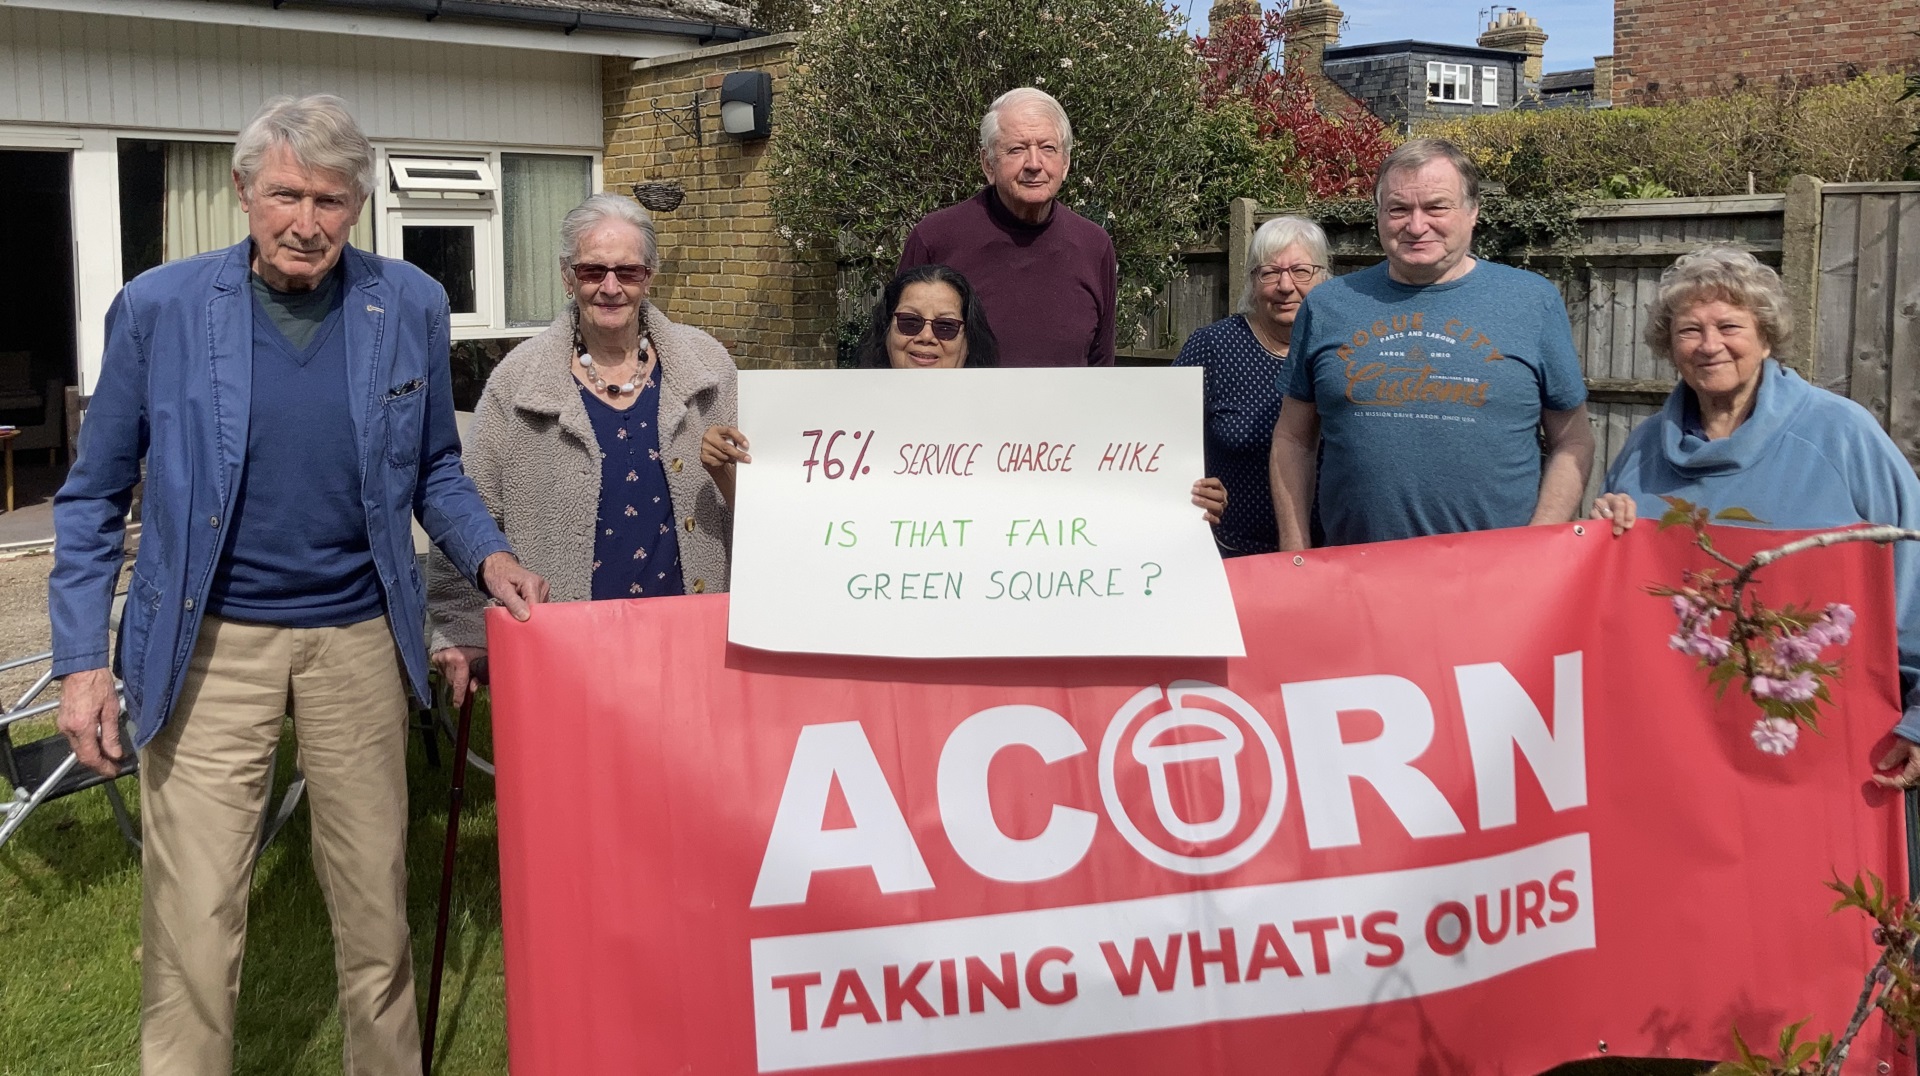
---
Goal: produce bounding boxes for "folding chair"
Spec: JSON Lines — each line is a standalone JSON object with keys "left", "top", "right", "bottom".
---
{"left": 0, "top": 650, "right": 139, "bottom": 851}
{"left": 0, "top": 647, "right": 308, "bottom": 860}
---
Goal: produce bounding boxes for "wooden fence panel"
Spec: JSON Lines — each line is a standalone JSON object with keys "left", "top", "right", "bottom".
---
{"left": 1849, "top": 194, "right": 1899, "bottom": 425}
{"left": 1818, "top": 185, "right": 1920, "bottom": 469}
{"left": 1816, "top": 192, "right": 1863, "bottom": 397}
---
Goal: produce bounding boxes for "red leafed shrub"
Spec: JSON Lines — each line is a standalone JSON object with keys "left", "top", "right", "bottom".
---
{"left": 1195, "top": 6, "right": 1392, "bottom": 201}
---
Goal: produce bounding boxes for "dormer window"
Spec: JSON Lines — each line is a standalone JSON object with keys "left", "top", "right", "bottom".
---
{"left": 1427, "top": 62, "right": 1475, "bottom": 103}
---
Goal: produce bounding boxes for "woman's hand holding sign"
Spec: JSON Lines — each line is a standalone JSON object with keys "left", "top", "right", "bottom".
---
{"left": 1192, "top": 478, "right": 1228, "bottom": 526}
{"left": 702, "top": 424, "right": 752, "bottom": 504}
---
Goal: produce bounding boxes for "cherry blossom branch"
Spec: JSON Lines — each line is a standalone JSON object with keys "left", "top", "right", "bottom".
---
{"left": 1730, "top": 527, "right": 1920, "bottom": 619}
{"left": 1819, "top": 955, "right": 1888, "bottom": 1076}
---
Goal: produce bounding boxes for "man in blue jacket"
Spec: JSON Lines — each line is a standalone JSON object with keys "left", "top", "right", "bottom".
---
{"left": 49, "top": 94, "right": 546, "bottom": 1075}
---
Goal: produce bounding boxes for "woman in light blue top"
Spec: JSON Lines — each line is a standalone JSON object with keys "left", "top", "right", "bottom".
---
{"left": 1592, "top": 246, "right": 1920, "bottom": 782}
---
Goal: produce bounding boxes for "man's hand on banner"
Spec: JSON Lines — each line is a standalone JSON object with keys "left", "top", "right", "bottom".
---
{"left": 1872, "top": 737, "right": 1920, "bottom": 789}
{"left": 481, "top": 551, "right": 549, "bottom": 621}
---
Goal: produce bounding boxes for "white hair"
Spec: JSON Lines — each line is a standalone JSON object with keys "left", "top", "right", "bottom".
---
{"left": 1238, "top": 216, "right": 1331, "bottom": 314}
{"left": 231, "top": 94, "right": 377, "bottom": 201}
{"left": 978, "top": 87, "right": 1074, "bottom": 158}
{"left": 1644, "top": 245, "right": 1791, "bottom": 361}
{"left": 558, "top": 193, "right": 659, "bottom": 271}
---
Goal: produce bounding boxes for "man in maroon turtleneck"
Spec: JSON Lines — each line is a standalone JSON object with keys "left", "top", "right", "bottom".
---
{"left": 898, "top": 87, "right": 1117, "bottom": 368}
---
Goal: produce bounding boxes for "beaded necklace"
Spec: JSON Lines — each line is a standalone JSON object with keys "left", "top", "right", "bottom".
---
{"left": 572, "top": 303, "right": 656, "bottom": 398}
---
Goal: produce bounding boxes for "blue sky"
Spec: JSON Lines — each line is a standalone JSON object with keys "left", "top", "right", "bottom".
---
{"left": 1190, "top": 1, "right": 1616, "bottom": 75}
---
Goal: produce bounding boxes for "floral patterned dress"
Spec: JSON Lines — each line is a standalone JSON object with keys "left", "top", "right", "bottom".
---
{"left": 580, "top": 377, "right": 685, "bottom": 599}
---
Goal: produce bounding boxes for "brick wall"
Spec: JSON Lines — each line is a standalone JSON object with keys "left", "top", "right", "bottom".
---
{"left": 1614, "top": 0, "right": 1920, "bottom": 105}
{"left": 603, "top": 33, "right": 837, "bottom": 370}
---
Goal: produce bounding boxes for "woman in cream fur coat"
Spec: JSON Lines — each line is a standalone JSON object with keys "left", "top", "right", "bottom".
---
{"left": 427, "top": 194, "right": 737, "bottom": 703}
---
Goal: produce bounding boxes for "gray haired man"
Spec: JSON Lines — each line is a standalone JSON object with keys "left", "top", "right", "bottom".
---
{"left": 51, "top": 94, "right": 547, "bottom": 1074}
{"left": 898, "top": 86, "right": 1117, "bottom": 367}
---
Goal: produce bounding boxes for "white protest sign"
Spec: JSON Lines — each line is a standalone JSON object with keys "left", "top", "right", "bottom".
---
{"left": 726, "top": 368, "right": 1245, "bottom": 658}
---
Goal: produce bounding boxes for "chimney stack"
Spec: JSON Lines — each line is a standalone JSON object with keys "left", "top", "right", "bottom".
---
{"left": 1592, "top": 54, "right": 1614, "bottom": 104}
{"left": 1477, "top": 9, "right": 1548, "bottom": 84}
{"left": 1208, "top": 0, "right": 1259, "bottom": 31}
{"left": 1282, "top": 0, "right": 1344, "bottom": 84}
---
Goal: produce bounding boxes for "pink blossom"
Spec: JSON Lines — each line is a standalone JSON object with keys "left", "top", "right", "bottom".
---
{"left": 1773, "top": 632, "right": 1823, "bottom": 666}
{"left": 1776, "top": 672, "right": 1818, "bottom": 702}
{"left": 1669, "top": 594, "right": 1717, "bottom": 626}
{"left": 1752, "top": 672, "right": 1819, "bottom": 703}
{"left": 1822, "top": 604, "right": 1855, "bottom": 646}
{"left": 1750, "top": 717, "right": 1800, "bottom": 755}
{"left": 1671, "top": 628, "right": 1732, "bottom": 662}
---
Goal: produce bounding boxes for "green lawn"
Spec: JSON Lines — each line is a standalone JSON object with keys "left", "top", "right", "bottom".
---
{"left": 0, "top": 703, "right": 510, "bottom": 1075}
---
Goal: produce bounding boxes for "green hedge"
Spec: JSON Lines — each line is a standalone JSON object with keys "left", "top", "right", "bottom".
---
{"left": 1417, "top": 73, "right": 1919, "bottom": 197}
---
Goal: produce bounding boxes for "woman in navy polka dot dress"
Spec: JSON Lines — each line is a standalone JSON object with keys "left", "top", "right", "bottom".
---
{"left": 1174, "top": 216, "right": 1329, "bottom": 556}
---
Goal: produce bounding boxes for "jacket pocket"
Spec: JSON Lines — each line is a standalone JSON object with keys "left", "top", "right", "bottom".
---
{"left": 115, "top": 570, "right": 164, "bottom": 696}
{"left": 384, "top": 380, "right": 426, "bottom": 466}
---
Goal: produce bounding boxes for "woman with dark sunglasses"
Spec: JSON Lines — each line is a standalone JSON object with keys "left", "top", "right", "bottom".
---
{"left": 700, "top": 264, "right": 1227, "bottom": 525}
{"left": 854, "top": 263, "right": 1000, "bottom": 369}
{"left": 427, "top": 193, "right": 739, "bottom": 705}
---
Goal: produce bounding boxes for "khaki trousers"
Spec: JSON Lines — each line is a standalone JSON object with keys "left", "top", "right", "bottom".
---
{"left": 138, "top": 615, "right": 422, "bottom": 1076}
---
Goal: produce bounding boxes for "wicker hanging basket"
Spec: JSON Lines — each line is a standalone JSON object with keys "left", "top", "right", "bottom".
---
{"left": 631, "top": 182, "right": 685, "bottom": 213}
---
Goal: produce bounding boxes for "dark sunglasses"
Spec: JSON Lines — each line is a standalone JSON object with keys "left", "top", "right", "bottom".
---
{"left": 571, "top": 262, "right": 652, "bottom": 285}
{"left": 891, "top": 312, "right": 964, "bottom": 341}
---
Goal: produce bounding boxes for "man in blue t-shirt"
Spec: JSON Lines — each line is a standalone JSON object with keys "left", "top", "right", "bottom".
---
{"left": 1269, "top": 139, "right": 1594, "bottom": 547}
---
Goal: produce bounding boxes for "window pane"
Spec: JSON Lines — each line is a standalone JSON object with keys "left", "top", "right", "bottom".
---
{"left": 166, "top": 141, "right": 249, "bottom": 262}
{"left": 118, "top": 140, "right": 166, "bottom": 281}
{"left": 403, "top": 225, "right": 478, "bottom": 313}
{"left": 503, "top": 154, "right": 592, "bottom": 327}
{"left": 119, "top": 138, "right": 374, "bottom": 280}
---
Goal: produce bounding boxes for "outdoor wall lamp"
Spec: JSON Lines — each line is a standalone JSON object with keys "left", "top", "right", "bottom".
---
{"left": 719, "top": 71, "right": 772, "bottom": 140}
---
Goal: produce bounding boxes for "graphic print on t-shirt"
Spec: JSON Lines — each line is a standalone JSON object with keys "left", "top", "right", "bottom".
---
{"left": 1332, "top": 312, "right": 1513, "bottom": 423}
{"left": 1286, "top": 261, "right": 1588, "bottom": 545}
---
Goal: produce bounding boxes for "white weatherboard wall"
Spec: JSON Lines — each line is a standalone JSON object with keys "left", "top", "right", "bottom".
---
{"left": 0, "top": 4, "right": 620, "bottom": 390}
{"left": 0, "top": 5, "right": 603, "bottom": 145}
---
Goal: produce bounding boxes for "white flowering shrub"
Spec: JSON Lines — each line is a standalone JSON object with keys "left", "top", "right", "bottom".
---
{"left": 769, "top": 0, "right": 1210, "bottom": 341}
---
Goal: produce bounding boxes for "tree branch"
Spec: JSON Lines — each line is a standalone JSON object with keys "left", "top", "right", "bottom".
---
{"left": 1818, "top": 952, "right": 1890, "bottom": 1076}
{"left": 1729, "top": 527, "right": 1920, "bottom": 618}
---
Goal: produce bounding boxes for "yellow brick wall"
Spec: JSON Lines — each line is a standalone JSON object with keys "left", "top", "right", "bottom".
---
{"left": 604, "top": 36, "right": 838, "bottom": 370}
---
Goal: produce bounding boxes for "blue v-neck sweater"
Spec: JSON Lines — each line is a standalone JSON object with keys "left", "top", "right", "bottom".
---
{"left": 203, "top": 285, "right": 382, "bottom": 627}
{"left": 1606, "top": 359, "right": 1920, "bottom": 738}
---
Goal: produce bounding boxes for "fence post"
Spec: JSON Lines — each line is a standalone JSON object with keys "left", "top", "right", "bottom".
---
{"left": 1227, "top": 198, "right": 1257, "bottom": 307}
{"left": 1780, "top": 174, "right": 1824, "bottom": 380}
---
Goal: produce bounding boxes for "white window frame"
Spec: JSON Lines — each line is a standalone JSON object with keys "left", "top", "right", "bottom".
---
{"left": 384, "top": 207, "right": 497, "bottom": 330}
{"left": 372, "top": 144, "right": 601, "bottom": 340}
{"left": 388, "top": 156, "right": 497, "bottom": 196}
{"left": 1426, "top": 61, "right": 1475, "bottom": 103}
{"left": 1480, "top": 66, "right": 1501, "bottom": 106}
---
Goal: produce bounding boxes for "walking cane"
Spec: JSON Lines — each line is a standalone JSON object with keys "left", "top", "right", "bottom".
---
{"left": 423, "top": 656, "right": 486, "bottom": 1076}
